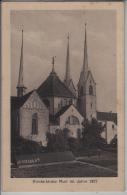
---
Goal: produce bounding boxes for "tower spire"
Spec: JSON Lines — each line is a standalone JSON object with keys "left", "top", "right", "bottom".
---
{"left": 83, "top": 23, "right": 88, "bottom": 74}
{"left": 17, "top": 29, "right": 26, "bottom": 97}
{"left": 64, "top": 32, "right": 70, "bottom": 85}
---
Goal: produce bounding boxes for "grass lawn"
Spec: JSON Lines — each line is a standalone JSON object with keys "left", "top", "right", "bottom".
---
{"left": 77, "top": 159, "right": 117, "bottom": 171}
{"left": 11, "top": 150, "right": 117, "bottom": 178}
{"left": 77, "top": 150, "right": 117, "bottom": 172}
{"left": 11, "top": 161, "right": 117, "bottom": 178}
{"left": 76, "top": 151, "right": 117, "bottom": 171}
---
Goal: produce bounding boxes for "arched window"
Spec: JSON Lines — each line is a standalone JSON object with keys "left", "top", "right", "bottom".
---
{"left": 89, "top": 85, "right": 93, "bottom": 95}
{"left": 32, "top": 113, "right": 38, "bottom": 135}
{"left": 66, "top": 115, "right": 80, "bottom": 125}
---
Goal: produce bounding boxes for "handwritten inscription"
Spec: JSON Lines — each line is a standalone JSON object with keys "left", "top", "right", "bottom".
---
{"left": 17, "top": 158, "right": 40, "bottom": 165}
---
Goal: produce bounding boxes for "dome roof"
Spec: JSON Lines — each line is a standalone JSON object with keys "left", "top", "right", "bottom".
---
{"left": 37, "top": 71, "right": 75, "bottom": 98}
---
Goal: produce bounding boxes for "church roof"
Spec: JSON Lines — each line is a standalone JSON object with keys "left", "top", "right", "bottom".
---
{"left": 78, "top": 70, "right": 96, "bottom": 88}
{"left": 55, "top": 104, "right": 71, "bottom": 118}
{"left": 97, "top": 111, "right": 117, "bottom": 125}
{"left": 11, "top": 90, "right": 34, "bottom": 110}
{"left": 37, "top": 71, "right": 75, "bottom": 98}
{"left": 49, "top": 104, "right": 73, "bottom": 125}
{"left": 50, "top": 104, "right": 83, "bottom": 125}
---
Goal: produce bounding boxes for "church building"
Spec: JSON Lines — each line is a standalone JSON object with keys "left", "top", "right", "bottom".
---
{"left": 77, "top": 24, "right": 96, "bottom": 121}
{"left": 12, "top": 25, "right": 94, "bottom": 146}
{"left": 11, "top": 24, "right": 116, "bottom": 146}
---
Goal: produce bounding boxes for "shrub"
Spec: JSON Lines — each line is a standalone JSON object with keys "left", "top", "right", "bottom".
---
{"left": 46, "top": 129, "right": 69, "bottom": 152}
{"left": 68, "top": 137, "right": 81, "bottom": 152}
{"left": 82, "top": 118, "right": 105, "bottom": 149}
{"left": 11, "top": 136, "right": 42, "bottom": 155}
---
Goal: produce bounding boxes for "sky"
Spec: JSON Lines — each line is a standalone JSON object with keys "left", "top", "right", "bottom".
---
{"left": 11, "top": 10, "right": 117, "bottom": 112}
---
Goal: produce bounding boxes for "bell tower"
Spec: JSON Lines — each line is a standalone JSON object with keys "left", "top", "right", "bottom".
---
{"left": 77, "top": 24, "right": 96, "bottom": 121}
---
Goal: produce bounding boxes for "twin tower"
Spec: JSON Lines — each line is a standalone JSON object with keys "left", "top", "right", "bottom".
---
{"left": 17, "top": 24, "right": 97, "bottom": 121}
{"left": 64, "top": 24, "right": 97, "bottom": 120}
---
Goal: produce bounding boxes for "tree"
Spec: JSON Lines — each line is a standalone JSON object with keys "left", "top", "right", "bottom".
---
{"left": 46, "top": 129, "right": 69, "bottom": 152}
{"left": 82, "top": 118, "right": 105, "bottom": 149}
{"left": 68, "top": 137, "right": 81, "bottom": 153}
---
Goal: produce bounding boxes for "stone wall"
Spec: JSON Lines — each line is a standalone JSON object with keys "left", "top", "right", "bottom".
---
{"left": 20, "top": 91, "right": 49, "bottom": 146}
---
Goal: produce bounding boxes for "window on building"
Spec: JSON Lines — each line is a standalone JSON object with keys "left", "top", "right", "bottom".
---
{"left": 89, "top": 85, "right": 93, "bottom": 95}
{"left": 32, "top": 113, "right": 38, "bottom": 135}
{"left": 91, "top": 103, "right": 92, "bottom": 108}
{"left": 33, "top": 101, "right": 36, "bottom": 108}
{"left": 64, "top": 99, "right": 67, "bottom": 105}
{"left": 66, "top": 115, "right": 80, "bottom": 125}
{"left": 69, "top": 99, "right": 73, "bottom": 105}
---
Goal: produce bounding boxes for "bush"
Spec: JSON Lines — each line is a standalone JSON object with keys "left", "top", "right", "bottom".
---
{"left": 68, "top": 137, "right": 81, "bottom": 152}
{"left": 11, "top": 136, "right": 42, "bottom": 155}
{"left": 82, "top": 118, "right": 105, "bottom": 149}
{"left": 46, "top": 129, "right": 69, "bottom": 152}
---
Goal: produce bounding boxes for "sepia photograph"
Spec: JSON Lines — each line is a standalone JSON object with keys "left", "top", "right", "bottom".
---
{"left": 1, "top": 2, "right": 124, "bottom": 192}
{"left": 11, "top": 9, "right": 118, "bottom": 178}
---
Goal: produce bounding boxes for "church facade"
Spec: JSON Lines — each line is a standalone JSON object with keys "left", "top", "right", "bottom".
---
{"left": 11, "top": 25, "right": 116, "bottom": 146}
{"left": 11, "top": 90, "right": 49, "bottom": 146}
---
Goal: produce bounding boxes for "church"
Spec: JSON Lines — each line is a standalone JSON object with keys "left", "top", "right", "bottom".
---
{"left": 11, "top": 25, "right": 116, "bottom": 146}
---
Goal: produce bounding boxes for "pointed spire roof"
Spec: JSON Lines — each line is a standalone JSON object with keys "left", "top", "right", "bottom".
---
{"left": 17, "top": 30, "right": 27, "bottom": 97}
{"left": 78, "top": 24, "right": 89, "bottom": 87}
{"left": 17, "top": 30, "right": 24, "bottom": 88}
{"left": 64, "top": 33, "right": 70, "bottom": 85}
{"left": 83, "top": 23, "right": 88, "bottom": 74}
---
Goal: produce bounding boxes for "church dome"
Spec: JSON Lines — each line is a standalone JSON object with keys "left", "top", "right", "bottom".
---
{"left": 37, "top": 71, "right": 75, "bottom": 98}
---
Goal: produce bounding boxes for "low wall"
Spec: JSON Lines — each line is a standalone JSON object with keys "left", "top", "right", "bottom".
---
{"left": 15, "top": 151, "right": 75, "bottom": 167}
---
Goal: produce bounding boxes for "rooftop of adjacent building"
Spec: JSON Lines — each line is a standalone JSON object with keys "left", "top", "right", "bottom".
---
{"left": 11, "top": 90, "right": 34, "bottom": 111}
{"left": 97, "top": 111, "right": 117, "bottom": 125}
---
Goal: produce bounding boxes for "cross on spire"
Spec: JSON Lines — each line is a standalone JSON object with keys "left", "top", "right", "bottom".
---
{"left": 52, "top": 56, "right": 56, "bottom": 72}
